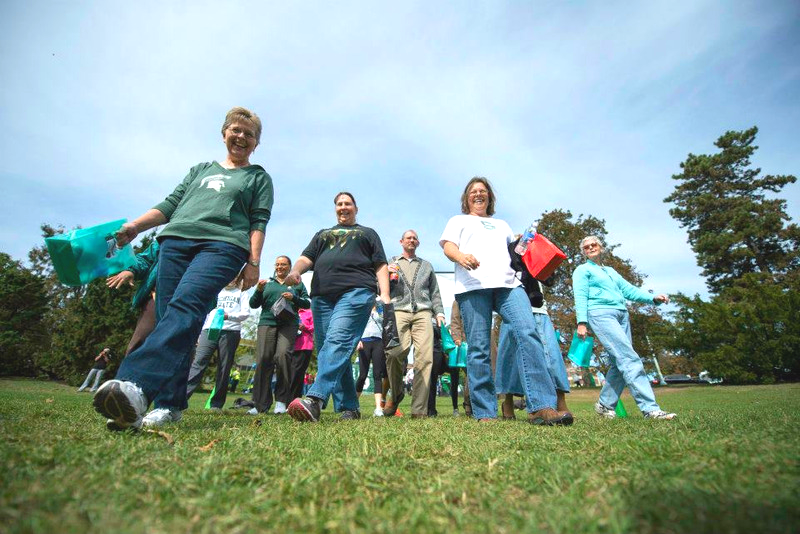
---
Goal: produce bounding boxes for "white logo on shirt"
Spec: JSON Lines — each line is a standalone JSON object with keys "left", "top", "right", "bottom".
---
{"left": 200, "top": 174, "right": 229, "bottom": 192}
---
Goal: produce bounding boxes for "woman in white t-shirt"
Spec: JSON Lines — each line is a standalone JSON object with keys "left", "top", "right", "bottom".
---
{"left": 439, "top": 177, "right": 571, "bottom": 425}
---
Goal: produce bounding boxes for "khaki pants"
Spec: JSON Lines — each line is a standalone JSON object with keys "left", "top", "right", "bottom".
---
{"left": 385, "top": 309, "right": 433, "bottom": 415}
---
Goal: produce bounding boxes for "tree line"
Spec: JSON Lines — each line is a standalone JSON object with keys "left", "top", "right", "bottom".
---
{"left": 1, "top": 127, "right": 797, "bottom": 384}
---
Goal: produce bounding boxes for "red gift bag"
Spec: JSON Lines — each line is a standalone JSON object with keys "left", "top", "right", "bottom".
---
{"left": 521, "top": 234, "right": 566, "bottom": 280}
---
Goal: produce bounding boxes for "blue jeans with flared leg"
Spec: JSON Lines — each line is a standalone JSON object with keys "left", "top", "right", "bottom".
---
{"left": 455, "top": 286, "right": 557, "bottom": 419}
{"left": 116, "top": 238, "right": 247, "bottom": 410}
{"left": 306, "top": 287, "right": 375, "bottom": 413}
{"left": 495, "top": 313, "right": 571, "bottom": 394}
{"left": 590, "top": 308, "right": 660, "bottom": 414}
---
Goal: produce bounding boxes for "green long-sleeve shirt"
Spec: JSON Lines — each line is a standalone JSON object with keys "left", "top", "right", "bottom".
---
{"left": 249, "top": 278, "right": 310, "bottom": 326}
{"left": 154, "top": 162, "right": 274, "bottom": 252}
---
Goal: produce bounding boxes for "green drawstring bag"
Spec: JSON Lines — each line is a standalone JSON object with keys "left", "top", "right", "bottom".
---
{"left": 441, "top": 324, "right": 457, "bottom": 354}
{"left": 207, "top": 309, "right": 225, "bottom": 341}
{"left": 44, "top": 219, "right": 136, "bottom": 286}
{"left": 448, "top": 342, "right": 468, "bottom": 368}
{"left": 567, "top": 332, "right": 594, "bottom": 367}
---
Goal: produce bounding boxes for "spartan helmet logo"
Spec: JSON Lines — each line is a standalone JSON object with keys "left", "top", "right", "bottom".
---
{"left": 200, "top": 174, "right": 229, "bottom": 192}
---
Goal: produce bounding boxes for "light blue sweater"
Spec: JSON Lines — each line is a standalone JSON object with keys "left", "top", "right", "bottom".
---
{"left": 572, "top": 260, "right": 658, "bottom": 323}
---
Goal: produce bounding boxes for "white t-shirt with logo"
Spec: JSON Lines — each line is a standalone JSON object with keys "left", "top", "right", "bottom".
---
{"left": 439, "top": 214, "right": 522, "bottom": 295}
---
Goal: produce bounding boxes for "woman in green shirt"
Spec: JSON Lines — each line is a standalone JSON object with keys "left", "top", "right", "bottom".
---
{"left": 248, "top": 255, "right": 310, "bottom": 414}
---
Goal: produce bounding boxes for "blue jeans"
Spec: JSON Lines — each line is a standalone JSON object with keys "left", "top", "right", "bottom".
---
{"left": 306, "top": 288, "right": 375, "bottom": 412}
{"left": 456, "top": 286, "right": 557, "bottom": 419}
{"left": 496, "top": 313, "right": 570, "bottom": 394}
{"left": 589, "top": 308, "right": 660, "bottom": 413}
{"left": 116, "top": 238, "right": 247, "bottom": 410}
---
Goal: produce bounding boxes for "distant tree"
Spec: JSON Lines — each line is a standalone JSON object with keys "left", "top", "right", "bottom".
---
{"left": 665, "top": 126, "right": 799, "bottom": 293}
{"left": 0, "top": 253, "right": 48, "bottom": 376}
{"left": 664, "top": 127, "right": 800, "bottom": 383}
{"left": 536, "top": 210, "right": 670, "bottom": 373}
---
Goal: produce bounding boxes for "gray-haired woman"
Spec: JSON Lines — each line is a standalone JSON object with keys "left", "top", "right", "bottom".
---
{"left": 572, "top": 236, "right": 676, "bottom": 420}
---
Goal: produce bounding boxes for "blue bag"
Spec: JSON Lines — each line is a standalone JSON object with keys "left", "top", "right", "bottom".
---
{"left": 567, "top": 332, "right": 594, "bottom": 367}
{"left": 448, "top": 342, "right": 468, "bottom": 368}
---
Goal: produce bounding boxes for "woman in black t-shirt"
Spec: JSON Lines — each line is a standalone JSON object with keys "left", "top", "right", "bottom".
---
{"left": 284, "top": 192, "right": 391, "bottom": 422}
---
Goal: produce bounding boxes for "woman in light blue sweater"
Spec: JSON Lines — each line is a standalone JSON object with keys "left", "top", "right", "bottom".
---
{"left": 572, "top": 236, "right": 676, "bottom": 420}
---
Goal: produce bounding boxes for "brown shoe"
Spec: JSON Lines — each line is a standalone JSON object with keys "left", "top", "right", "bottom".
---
{"left": 528, "top": 408, "right": 571, "bottom": 426}
{"left": 556, "top": 391, "right": 569, "bottom": 413}
{"left": 502, "top": 395, "right": 516, "bottom": 420}
{"left": 382, "top": 391, "right": 404, "bottom": 417}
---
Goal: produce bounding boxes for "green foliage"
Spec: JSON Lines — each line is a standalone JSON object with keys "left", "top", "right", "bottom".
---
{"left": 2, "top": 379, "right": 798, "bottom": 534}
{"left": 665, "top": 126, "right": 799, "bottom": 293}
{"left": 665, "top": 127, "right": 800, "bottom": 384}
{"left": 0, "top": 254, "right": 48, "bottom": 376}
{"left": 536, "top": 210, "right": 669, "bottom": 372}
{"left": 668, "top": 274, "right": 800, "bottom": 384}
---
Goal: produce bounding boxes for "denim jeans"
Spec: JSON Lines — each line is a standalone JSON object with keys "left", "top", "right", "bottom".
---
{"left": 496, "top": 313, "right": 570, "bottom": 394}
{"left": 455, "top": 286, "right": 557, "bottom": 419}
{"left": 306, "top": 288, "right": 375, "bottom": 412}
{"left": 116, "top": 238, "right": 247, "bottom": 410}
{"left": 589, "top": 308, "right": 660, "bottom": 413}
{"left": 79, "top": 368, "right": 105, "bottom": 391}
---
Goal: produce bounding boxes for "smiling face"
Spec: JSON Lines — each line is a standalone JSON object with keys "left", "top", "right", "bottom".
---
{"left": 335, "top": 194, "right": 358, "bottom": 226}
{"left": 400, "top": 231, "right": 419, "bottom": 255}
{"left": 581, "top": 238, "right": 603, "bottom": 260}
{"left": 467, "top": 182, "right": 490, "bottom": 217}
{"left": 274, "top": 256, "right": 291, "bottom": 278}
{"left": 223, "top": 120, "right": 258, "bottom": 166}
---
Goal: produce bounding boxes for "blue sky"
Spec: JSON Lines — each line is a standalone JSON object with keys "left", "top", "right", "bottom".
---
{"left": 1, "top": 1, "right": 798, "bottom": 300}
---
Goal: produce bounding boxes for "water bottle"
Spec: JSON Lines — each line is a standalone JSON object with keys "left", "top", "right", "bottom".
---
{"left": 514, "top": 224, "right": 537, "bottom": 255}
{"left": 207, "top": 308, "right": 225, "bottom": 341}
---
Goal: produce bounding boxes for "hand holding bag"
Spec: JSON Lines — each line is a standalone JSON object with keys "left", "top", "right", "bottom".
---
{"left": 271, "top": 296, "right": 297, "bottom": 323}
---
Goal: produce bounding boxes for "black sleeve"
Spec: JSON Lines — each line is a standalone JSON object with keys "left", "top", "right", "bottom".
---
{"left": 301, "top": 230, "right": 324, "bottom": 263}
{"left": 368, "top": 228, "right": 388, "bottom": 266}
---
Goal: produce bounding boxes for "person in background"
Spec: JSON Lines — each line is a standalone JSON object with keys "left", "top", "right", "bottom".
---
{"left": 229, "top": 368, "right": 241, "bottom": 393}
{"left": 105, "top": 241, "right": 159, "bottom": 355}
{"left": 288, "top": 308, "right": 315, "bottom": 402}
{"left": 185, "top": 279, "right": 251, "bottom": 409}
{"left": 427, "top": 317, "right": 461, "bottom": 417}
{"left": 248, "top": 255, "right": 311, "bottom": 415}
{"left": 573, "top": 235, "right": 675, "bottom": 420}
{"left": 356, "top": 303, "right": 387, "bottom": 417}
{"left": 94, "top": 106, "right": 273, "bottom": 430}
{"left": 440, "top": 176, "right": 570, "bottom": 425}
{"left": 78, "top": 348, "right": 111, "bottom": 392}
{"left": 285, "top": 192, "right": 390, "bottom": 422}
{"left": 383, "top": 230, "right": 446, "bottom": 418}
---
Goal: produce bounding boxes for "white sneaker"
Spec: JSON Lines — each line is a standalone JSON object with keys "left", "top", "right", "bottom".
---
{"left": 274, "top": 401, "right": 287, "bottom": 414}
{"left": 142, "top": 408, "right": 183, "bottom": 427}
{"left": 453, "top": 409, "right": 460, "bottom": 417}
{"left": 93, "top": 380, "right": 148, "bottom": 430}
{"left": 645, "top": 410, "right": 677, "bottom": 420}
{"left": 373, "top": 407, "right": 384, "bottom": 417}
{"left": 247, "top": 407, "right": 259, "bottom": 415}
{"left": 594, "top": 401, "right": 617, "bottom": 419}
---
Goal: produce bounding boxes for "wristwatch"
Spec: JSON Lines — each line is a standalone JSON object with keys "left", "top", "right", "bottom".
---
{"left": 248, "top": 259, "right": 260, "bottom": 267}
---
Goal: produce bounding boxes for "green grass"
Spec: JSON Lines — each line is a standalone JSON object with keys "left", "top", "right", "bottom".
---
{"left": 1, "top": 379, "right": 798, "bottom": 534}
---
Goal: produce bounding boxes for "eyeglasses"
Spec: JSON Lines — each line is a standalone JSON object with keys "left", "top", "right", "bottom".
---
{"left": 582, "top": 243, "right": 600, "bottom": 250}
{"left": 228, "top": 126, "right": 255, "bottom": 140}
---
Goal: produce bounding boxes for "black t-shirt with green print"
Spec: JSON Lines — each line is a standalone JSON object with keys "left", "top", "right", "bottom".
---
{"left": 302, "top": 224, "right": 387, "bottom": 299}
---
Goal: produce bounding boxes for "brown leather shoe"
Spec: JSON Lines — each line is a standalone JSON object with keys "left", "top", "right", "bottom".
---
{"left": 382, "top": 391, "right": 404, "bottom": 417}
{"left": 528, "top": 408, "right": 571, "bottom": 426}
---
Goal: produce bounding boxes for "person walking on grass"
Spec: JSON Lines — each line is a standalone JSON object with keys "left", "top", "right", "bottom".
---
{"left": 285, "top": 192, "right": 391, "bottom": 422}
{"left": 93, "top": 106, "right": 273, "bottom": 430}
{"left": 78, "top": 348, "right": 111, "bottom": 392}
{"left": 573, "top": 235, "right": 676, "bottom": 420}
{"left": 185, "top": 278, "right": 251, "bottom": 410}
{"left": 383, "top": 230, "right": 446, "bottom": 418}
{"left": 356, "top": 303, "right": 388, "bottom": 417}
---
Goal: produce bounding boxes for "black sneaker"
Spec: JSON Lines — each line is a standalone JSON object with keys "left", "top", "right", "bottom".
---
{"left": 339, "top": 410, "right": 361, "bottom": 420}
{"left": 288, "top": 397, "right": 321, "bottom": 422}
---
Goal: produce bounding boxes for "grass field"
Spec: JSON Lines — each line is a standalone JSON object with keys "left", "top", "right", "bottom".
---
{"left": 1, "top": 379, "right": 798, "bottom": 534}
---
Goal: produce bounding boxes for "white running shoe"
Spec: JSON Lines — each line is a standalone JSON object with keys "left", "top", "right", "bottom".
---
{"left": 247, "top": 407, "right": 259, "bottom": 415}
{"left": 142, "top": 408, "right": 183, "bottom": 427}
{"left": 645, "top": 410, "right": 677, "bottom": 420}
{"left": 274, "top": 401, "right": 287, "bottom": 414}
{"left": 93, "top": 380, "right": 148, "bottom": 430}
{"left": 453, "top": 409, "right": 461, "bottom": 417}
{"left": 594, "top": 401, "right": 617, "bottom": 419}
{"left": 373, "top": 407, "right": 384, "bottom": 417}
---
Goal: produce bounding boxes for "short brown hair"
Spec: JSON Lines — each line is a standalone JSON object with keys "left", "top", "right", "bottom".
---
{"left": 221, "top": 106, "right": 262, "bottom": 144}
{"left": 460, "top": 176, "right": 496, "bottom": 216}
